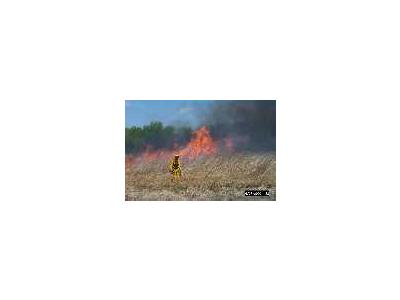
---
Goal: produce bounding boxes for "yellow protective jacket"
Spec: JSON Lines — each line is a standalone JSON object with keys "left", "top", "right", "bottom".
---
{"left": 168, "top": 158, "right": 182, "bottom": 177}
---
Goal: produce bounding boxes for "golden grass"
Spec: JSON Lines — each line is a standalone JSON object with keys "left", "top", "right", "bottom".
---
{"left": 125, "top": 152, "right": 276, "bottom": 201}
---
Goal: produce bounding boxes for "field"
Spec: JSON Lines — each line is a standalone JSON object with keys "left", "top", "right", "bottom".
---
{"left": 125, "top": 152, "right": 276, "bottom": 201}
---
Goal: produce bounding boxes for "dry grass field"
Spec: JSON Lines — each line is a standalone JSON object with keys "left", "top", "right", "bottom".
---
{"left": 125, "top": 152, "right": 276, "bottom": 201}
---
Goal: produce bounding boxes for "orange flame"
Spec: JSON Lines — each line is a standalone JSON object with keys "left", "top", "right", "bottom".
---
{"left": 138, "top": 146, "right": 171, "bottom": 163}
{"left": 178, "top": 126, "right": 217, "bottom": 159}
{"left": 127, "top": 126, "right": 221, "bottom": 165}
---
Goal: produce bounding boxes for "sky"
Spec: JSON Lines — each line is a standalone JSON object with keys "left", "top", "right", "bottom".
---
{"left": 125, "top": 100, "right": 214, "bottom": 128}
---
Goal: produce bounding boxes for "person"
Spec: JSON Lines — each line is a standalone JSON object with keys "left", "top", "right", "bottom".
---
{"left": 168, "top": 155, "right": 182, "bottom": 182}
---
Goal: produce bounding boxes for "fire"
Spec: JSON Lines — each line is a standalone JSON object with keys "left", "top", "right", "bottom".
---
{"left": 127, "top": 126, "right": 228, "bottom": 166}
{"left": 178, "top": 126, "right": 217, "bottom": 159}
{"left": 141, "top": 146, "right": 170, "bottom": 161}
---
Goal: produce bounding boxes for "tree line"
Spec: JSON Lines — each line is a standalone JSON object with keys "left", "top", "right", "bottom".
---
{"left": 125, "top": 122, "right": 193, "bottom": 154}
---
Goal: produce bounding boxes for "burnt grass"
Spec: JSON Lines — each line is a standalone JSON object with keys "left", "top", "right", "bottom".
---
{"left": 125, "top": 152, "right": 276, "bottom": 201}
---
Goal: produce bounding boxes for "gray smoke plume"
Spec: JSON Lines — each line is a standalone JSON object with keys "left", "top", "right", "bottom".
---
{"left": 202, "top": 100, "right": 276, "bottom": 152}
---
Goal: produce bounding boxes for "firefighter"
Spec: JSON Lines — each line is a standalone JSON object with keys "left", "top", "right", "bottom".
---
{"left": 168, "top": 155, "right": 182, "bottom": 182}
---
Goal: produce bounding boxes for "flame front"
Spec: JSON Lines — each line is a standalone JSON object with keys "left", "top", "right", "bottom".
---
{"left": 178, "top": 126, "right": 217, "bottom": 159}
{"left": 129, "top": 126, "right": 220, "bottom": 165}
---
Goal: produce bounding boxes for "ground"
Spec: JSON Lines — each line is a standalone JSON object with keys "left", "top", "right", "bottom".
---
{"left": 125, "top": 152, "right": 276, "bottom": 201}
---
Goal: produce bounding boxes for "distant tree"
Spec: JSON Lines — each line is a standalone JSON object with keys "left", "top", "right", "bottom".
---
{"left": 125, "top": 122, "right": 192, "bottom": 154}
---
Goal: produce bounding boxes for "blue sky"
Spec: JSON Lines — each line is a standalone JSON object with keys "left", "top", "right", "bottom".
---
{"left": 125, "top": 100, "right": 214, "bottom": 128}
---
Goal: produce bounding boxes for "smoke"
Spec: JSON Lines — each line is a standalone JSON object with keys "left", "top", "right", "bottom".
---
{"left": 203, "top": 100, "right": 276, "bottom": 152}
